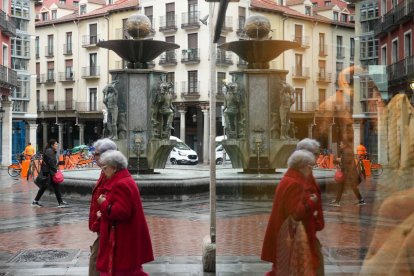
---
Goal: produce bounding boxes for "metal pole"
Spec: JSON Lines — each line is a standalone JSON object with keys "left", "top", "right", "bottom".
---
{"left": 209, "top": 1, "right": 217, "bottom": 244}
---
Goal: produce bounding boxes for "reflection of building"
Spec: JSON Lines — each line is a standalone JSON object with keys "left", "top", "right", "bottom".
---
{"left": 252, "top": 0, "right": 355, "bottom": 153}
{"left": 350, "top": 0, "right": 381, "bottom": 161}
{"left": 0, "top": 0, "right": 19, "bottom": 166}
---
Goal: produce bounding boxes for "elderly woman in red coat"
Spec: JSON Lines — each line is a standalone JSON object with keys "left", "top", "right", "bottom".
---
{"left": 261, "top": 149, "right": 325, "bottom": 276}
{"left": 96, "top": 150, "right": 154, "bottom": 276}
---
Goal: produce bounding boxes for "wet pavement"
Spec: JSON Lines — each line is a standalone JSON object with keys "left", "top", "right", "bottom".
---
{"left": 0, "top": 165, "right": 400, "bottom": 275}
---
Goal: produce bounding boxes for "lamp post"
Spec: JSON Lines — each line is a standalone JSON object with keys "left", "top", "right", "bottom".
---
{"left": 0, "top": 107, "right": 5, "bottom": 163}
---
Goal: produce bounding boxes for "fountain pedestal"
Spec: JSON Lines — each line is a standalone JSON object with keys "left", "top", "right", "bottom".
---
{"left": 109, "top": 69, "right": 176, "bottom": 174}
{"left": 222, "top": 69, "right": 298, "bottom": 173}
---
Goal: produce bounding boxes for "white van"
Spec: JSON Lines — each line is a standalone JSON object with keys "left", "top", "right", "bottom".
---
{"left": 169, "top": 136, "right": 198, "bottom": 165}
{"left": 215, "top": 136, "right": 231, "bottom": 165}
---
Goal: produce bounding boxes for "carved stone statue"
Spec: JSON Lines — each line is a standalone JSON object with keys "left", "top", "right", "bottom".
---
{"left": 151, "top": 81, "right": 175, "bottom": 138}
{"left": 103, "top": 80, "right": 119, "bottom": 140}
{"left": 223, "top": 82, "right": 242, "bottom": 138}
{"left": 279, "top": 81, "right": 295, "bottom": 139}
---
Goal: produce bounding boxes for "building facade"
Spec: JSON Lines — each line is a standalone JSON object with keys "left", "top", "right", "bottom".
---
{"left": 252, "top": 0, "right": 355, "bottom": 154}
{"left": 0, "top": 0, "right": 18, "bottom": 166}
{"left": 10, "top": 0, "right": 37, "bottom": 160}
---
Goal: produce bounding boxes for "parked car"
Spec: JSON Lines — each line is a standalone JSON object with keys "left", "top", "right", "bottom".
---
{"left": 169, "top": 136, "right": 198, "bottom": 165}
{"left": 215, "top": 144, "right": 231, "bottom": 165}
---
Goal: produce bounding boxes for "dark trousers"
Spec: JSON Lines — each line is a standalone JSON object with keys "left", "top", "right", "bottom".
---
{"left": 34, "top": 176, "right": 63, "bottom": 203}
{"left": 335, "top": 179, "right": 362, "bottom": 202}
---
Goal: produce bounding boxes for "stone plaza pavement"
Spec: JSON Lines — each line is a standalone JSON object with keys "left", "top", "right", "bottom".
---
{"left": 0, "top": 165, "right": 400, "bottom": 275}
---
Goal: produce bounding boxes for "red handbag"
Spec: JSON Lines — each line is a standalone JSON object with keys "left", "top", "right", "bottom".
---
{"left": 334, "top": 168, "right": 345, "bottom": 183}
{"left": 52, "top": 170, "right": 64, "bottom": 184}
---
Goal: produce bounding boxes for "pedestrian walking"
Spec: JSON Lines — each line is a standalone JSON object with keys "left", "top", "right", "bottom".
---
{"left": 330, "top": 139, "right": 365, "bottom": 206}
{"left": 96, "top": 150, "right": 153, "bottom": 275}
{"left": 31, "top": 139, "right": 69, "bottom": 208}
{"left": 88, "top": 138, "right": 117, "bottom": 276}
{"left": 261, "top": 150, "right": 325, "bottom": 275}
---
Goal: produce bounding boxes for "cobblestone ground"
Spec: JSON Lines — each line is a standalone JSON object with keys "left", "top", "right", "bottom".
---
{"left": 0, "top": 167, "right": 399, "bottom": 275}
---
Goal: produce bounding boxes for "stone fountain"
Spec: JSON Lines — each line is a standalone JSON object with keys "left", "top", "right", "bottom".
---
{"left": 97, "top": 14, "right": 180, "bottom": 173}
{"left": 218, "top": 14, "right": 300, "bottom": 173}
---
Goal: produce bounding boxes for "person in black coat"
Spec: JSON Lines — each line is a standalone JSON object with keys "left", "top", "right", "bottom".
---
{"left": 31, "top": 139, "right": 69, "bottom": 208}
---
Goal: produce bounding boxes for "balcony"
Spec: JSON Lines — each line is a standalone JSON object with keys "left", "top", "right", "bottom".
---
{"left": 336, "top": 46, "right": 345, "bottom": 58}
{"left": 361, "top": 99, "right": 380, "bottom": 114}
{"left": 0, "top": 65, "right": 18, "bottom": 88}
{"left": 181, "top": 81, "right": 200, "bottom": 99}
{"left": 159, "top": 50, "right": 177, "bottom": 66}
{"left": 374, "top": 10, "right": 397, "bottom": 37}
{"left": 54, "top": 101, "right": 76, "bottom": 111}
{"left": 181, "top": 48, "right": 200, "bottom": 64}
{"left": 45, "top": 46, "right": 54, "bottom": 58}
{"left": 319, "top": 45, "right": 328, "bottom": 57}
{"left": 63, "top": 44, "right": 72, "bottom": 55}
{"left": 293, "top": 35, "right": 310, "bottom": 49}
{"left": 291, "top": 102, "right": 317, "bottom": 112}
{"left": 159, "top": 15, "right": 177, "bottom": 33}
{"left": 0, "top": 10, "right": 16, "bottom": 37}
{"left": 291, "top": 67, "right": 310, "bottom": 79}
{"left": 37, "top": 102, "right": 56, "bottom": 111}
{"left": 82, "top": 34, "right": 99, "bottom": 48}
{"left": 58, "top": 71, "right": 75, "bottom": 82}
{"left": 76, "top": 102, "right": 101, "bottom": 112}
{"left": 396, "top": 0, "right": 414, "bottom": 24}
{"left": 36, "top": 75, "right": 41, "bottom": 84}
{"left": 317, "top": 71, "right": 332, "bottom": 83}
{"left": 316, "top": 101, "right": 334, "bottom": 112}
{"left": 35, "top": 47, "right": 39, "bottom": 59}
{"left": 81, "top": 66, "right": 100, "bottom": 79}
{"left": 41, "top": 73, "right": 56, "bottom": 83}
{"left": 222, "top": 16, "right": 233, "bottom": 32}
{"left": 216, "top": 50, "right": 233, "bottom": 66}
{"left": 387, "top": 55, "right": 414, "bottom": 83}
{"left": 181, "top": 12, "right": 200, "bottom": 29}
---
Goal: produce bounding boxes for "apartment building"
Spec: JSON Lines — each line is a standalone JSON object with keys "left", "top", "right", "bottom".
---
{"left": 252, "top": 0, "right": 355, "bottom": 152}
{"left": 35, "top": 0, "right": 138, "bottom": 150}
{"left": 0, "top": 0, "right": 18, "bottom": 165}
{"left": 10, "top": 0, "right": 37, "bottom": 160}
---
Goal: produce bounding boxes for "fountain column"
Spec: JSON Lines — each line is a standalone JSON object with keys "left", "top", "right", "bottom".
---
{"left": 97, "top": 14, "right": 180, "bottom": 173}
{"left": 218, "top": 15, "right": 300, "bottom": 173}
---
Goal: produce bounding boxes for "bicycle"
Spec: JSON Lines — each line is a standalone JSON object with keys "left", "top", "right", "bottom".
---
{"left": 26, "top": 153, "right": 43, "bottom": 181}
{"left": 370, "top": 161, "right": 383, "bottom": 176}
{"left": 7, "top": 154, "right": 24, "bottom": 177}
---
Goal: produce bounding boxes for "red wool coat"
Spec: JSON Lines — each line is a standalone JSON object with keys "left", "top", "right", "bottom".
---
{"left": 96, "top": 169, "right": 154, "bottom": 272}
{"left": 261, "top": 168, "right": 325, "bottom": 270}
{"left": 89, "top": 171, "right": 106, "bottom": 233}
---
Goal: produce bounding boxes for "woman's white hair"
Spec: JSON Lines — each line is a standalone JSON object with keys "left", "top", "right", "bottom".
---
{"left": 93, "top": 138, "right": 117, "bottom": 154}
{"left": 288, "top": 149, "right": 316, "bottom": 170}
{"left": 296, "top": 138, "right": 320, "bottom": 155}
{"left": 100, "top": 150, "right": 128, "bottom": 171}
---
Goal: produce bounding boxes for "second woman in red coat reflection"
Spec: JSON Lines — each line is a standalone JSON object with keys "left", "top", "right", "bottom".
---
{"left": 261, "top": 149, "right": 325, "bottom": 275}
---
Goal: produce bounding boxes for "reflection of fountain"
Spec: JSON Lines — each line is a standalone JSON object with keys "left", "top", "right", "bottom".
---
{"left": 97, "top": 14, "right": 180, "bottom": 173}
{"left": 218, "top": 15, "right": 300, "bottom": 173}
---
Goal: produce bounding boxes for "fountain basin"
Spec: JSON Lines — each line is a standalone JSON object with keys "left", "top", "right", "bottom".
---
{"left": 97, "top": 40, "right": 179, "bottom": 66}
{"left": 219, "top": 40, "right": 299, "bottom": 69}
